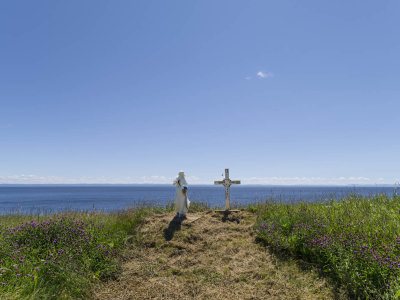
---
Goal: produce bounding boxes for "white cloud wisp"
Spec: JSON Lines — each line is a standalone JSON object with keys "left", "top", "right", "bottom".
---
{"left": 256, "top": 71, "right": 274, "bottom": 79}
{"left": 0, "top": 174, "right": 390, "bottom": 185}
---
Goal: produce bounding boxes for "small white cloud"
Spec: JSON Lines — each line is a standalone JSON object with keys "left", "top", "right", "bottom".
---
{"left": 257, "top": 71, "right": 265, "bottom": 78}
{"left": 257, "top": 71, "right": 274, "bottom": 79}
{"left": 245, "top": 76, "right": 251, "bottom": 80}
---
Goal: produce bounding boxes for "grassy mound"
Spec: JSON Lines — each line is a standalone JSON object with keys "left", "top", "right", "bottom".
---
{"left": 94, "top": 209, "right": 338, "bottom": 299}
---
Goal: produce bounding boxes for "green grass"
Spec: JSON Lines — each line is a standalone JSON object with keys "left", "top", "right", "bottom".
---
{"left": 0, "top": 205, "right": 161, "bottom": 299}
{"left": 255, "top": 193, "right": 400, "bottom": 299}
{"left": 7, "top": 194, "right": 399, "bottom": 299}
{"left": 0, "top": 200, "right": 212, "bottom": 299}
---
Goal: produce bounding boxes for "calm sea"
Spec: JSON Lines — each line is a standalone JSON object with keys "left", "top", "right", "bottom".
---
{"left": 0, "top": 185, "right": 397, "bottom": 215}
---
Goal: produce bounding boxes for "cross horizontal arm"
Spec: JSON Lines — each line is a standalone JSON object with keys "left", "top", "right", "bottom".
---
{"left": 214, "top": 181, "right": 224, "bottom": 185}
{"left": 230, "top": 180, "right": 241, "bottom": 184}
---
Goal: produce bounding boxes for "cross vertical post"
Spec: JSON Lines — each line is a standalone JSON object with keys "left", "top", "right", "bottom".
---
{"left": 225, "top": 185, "right": 230, "bottom": 209}
{"left": 214, "top": 168, "right": 241, "bottom": 210}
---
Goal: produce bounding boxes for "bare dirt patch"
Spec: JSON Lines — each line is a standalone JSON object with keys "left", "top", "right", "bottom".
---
{"left": 93, "top": 210, "right": 344, "bottom": 299}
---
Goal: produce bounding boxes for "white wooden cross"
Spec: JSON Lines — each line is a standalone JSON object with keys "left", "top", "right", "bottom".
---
{"left": 214, "top": 168, "right": 240, "bottom": 210}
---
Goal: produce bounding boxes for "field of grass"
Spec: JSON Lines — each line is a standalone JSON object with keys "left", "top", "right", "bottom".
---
{"left": 0, "top": 204, "right": 171, "bottom": 299}
{"left": 0, "top": 201, "right": 213, "bottom": 299}
{"left": 2, "top": 194, "right": 400, "bottom": 299}
{"left": 255, "top": 193, "right": 400, "bottom": 299}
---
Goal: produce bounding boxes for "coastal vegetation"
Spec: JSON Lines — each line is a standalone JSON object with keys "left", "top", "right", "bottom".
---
{"left": 0, "top": 206, "right": 160, "bottom": 299}
{"left": 2, "top": 194, "right": 400, "bottom": 299}
{"left": 256, "top": 193, "right": 400, "bottom": 299}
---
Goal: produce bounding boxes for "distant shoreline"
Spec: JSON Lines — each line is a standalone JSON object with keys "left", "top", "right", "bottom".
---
{"left": 0, "top": 183, "right": 397, "bottom": 187}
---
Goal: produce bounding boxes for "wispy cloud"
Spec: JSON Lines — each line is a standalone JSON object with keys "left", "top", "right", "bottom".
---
{"left": 0, "top": 174, "right": 206, "bottom": 185}
{"left": 246, "top": 71, "right": 274, "bottom": 80}
{"left": 257, "top": 71, "right": 274, "bottom": 79}
{"left": 0, "top": 175, "right": 71, "bottom": 184}
{"left": 0, "top": 174, "right": 390, "bottom": 185}
{"left": 242, "top": 176, "right": 373, "bottom": 185}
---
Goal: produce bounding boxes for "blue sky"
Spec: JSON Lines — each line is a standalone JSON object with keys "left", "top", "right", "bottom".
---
{"left": 1, "top": 1, "right": 399, "bottom": 185}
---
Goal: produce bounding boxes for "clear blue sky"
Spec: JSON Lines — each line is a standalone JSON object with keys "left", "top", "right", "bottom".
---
{"left": 1, "top": 1, "right": 399, "bottom": 185}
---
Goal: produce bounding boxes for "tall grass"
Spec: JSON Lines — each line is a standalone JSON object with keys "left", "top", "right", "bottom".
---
{"left": 256, "top": 193, "right": 400, "bottom": 299}
{"left": 0, "top": 200, "right": 211, "bottom": 299}
{"left": 0, "top": 207, "right": 154, "bottom": 299}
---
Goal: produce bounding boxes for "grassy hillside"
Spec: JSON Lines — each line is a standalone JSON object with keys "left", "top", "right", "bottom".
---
{"left": 255, "top": 193, "right": 400, "bottom": 299}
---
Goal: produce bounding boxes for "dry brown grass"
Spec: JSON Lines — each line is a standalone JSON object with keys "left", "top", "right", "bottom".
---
{"left": 93, "top": 210, "right": 346, "bottom": 300}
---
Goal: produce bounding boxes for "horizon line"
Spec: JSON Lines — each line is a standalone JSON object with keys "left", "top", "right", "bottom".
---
{"left": 0, "top": 183, "right": 397, "bottom": 187}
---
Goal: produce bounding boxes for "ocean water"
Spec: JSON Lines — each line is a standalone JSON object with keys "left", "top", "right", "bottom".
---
{"left": 0, "top": 184, "right": 397, "bottom": 215}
